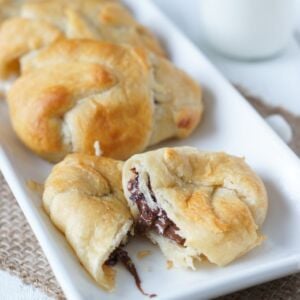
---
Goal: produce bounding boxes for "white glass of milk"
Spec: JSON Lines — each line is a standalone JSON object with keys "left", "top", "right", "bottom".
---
{"left": 199, "top": 0, "right": 296, "bottom": 59}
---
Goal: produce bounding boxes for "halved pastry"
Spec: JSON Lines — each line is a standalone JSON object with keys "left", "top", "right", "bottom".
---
{"left": 122, "top": 147, "right": 268, "bottom": 268}
{"left": 8, "top": 39, "right": 202, "bottom": 162}
{"left": 0, "top": 0, "right": 165, "bottom": 81}
{"left": 43, "top": 154, "right": 133, "bottom": 291}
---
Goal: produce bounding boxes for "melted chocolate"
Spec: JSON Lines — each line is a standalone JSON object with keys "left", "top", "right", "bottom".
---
{"left": 128, "top": 169, "right": 185, "bottom": 246}
{"left": 105, "top": 248, "right": 156, "bottom": 298}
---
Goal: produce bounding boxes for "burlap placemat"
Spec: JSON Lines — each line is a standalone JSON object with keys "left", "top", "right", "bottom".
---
{"left": 0, "top": 173, "right": 65, "bottom": 299}
{"left": 0, "top": 88, "right": 299, "bottom": 300}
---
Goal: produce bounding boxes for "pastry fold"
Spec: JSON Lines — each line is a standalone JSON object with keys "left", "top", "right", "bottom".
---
{"left": 8, "top": 39, "right": 203, "bottom": 162}
{"left": 0, "top": 0, "right": 165, "bottom": 79}
{"left": 122, "top": 147, "right": 268, "bottom": 268}
{"left": 43, "top": 154, "right": 133, "bottom": 291}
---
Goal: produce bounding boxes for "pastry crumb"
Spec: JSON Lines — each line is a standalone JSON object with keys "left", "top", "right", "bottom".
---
{"left": 137, "top": 250, "right": 151, "bottom": 259}
{"left": 26, "top": 180, "right": 44, "bottom": 196}
{"left": 145, "top": 266, "right": 152, "bottom": 272}
{"left": 93, "top": 140, "right": 102, "bottom": 156}
{"left": 166, "top": 260, "right": 173, "bottom": 269}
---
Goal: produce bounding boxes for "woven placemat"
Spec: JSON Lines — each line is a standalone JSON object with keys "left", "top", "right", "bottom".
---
{"left": 0, "top": 88, "right": 299, "bottom": 300}
{"left": 0, "top": 173, "right": 65, "bottom": 299}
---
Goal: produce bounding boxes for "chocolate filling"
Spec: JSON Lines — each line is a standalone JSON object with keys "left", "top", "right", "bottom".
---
{"left": 105, "top": 247, "right": 156, "bottom": 298}
{"left": 128, "top": 168, "right": 185, "bottom": 246}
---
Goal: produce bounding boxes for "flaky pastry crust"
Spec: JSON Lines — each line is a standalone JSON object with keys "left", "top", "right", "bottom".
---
{"left": 8, "top": 39, "right": 203, "bottom": 161}
{"left": 0, "top": 0, "right": 165, "bottom": 79}
{"left": 43, "top": 153, "right": 133, "bottom": 291}
{"left": 122, "top": 147, "right": 268, "bottom": 268}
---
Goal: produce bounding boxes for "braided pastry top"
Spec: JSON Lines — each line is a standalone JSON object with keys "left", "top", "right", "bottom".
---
{"left": 8, "top": 39, "right": 203, "bottom": 161}
{"left": 0, "top": 0, "right": 165, "bottom": 79}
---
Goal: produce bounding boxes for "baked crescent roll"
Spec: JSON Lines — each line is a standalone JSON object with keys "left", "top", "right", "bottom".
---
{"left": 0, "top": 0, "right": 165, "bottom": 80}
{"left": 122, "top": 147, "right": 268, "bottom": 268}
{"left": 8, "top": 39, "right": 203, "bottom": 162}
{"left": 43, "top": 154, "right": 133, "bottom": 291}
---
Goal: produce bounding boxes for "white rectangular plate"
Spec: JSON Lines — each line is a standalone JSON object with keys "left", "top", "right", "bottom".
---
{"left": 1, "top": 1, "right": 300, "bottom": 299}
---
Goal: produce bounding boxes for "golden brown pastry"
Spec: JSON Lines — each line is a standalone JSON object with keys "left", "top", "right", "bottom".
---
{"left": 43, "top": 153, "right": 133, "bottom": 291}
{"left": 0, "top": 0, "right": 165, "bottom": 79}
{"left": 8, "top": 39, "right": 203, "bottom": 162}
{"left": 122, "top": 147, "right": 268, "bottom": 269}
{"left": 0, "top": 0, "right": 24, "bottom": 98}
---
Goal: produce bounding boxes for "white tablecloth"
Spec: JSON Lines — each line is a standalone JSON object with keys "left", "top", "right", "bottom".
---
{"left": 2, "top": 0, "right": 300, "bottom": 299}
